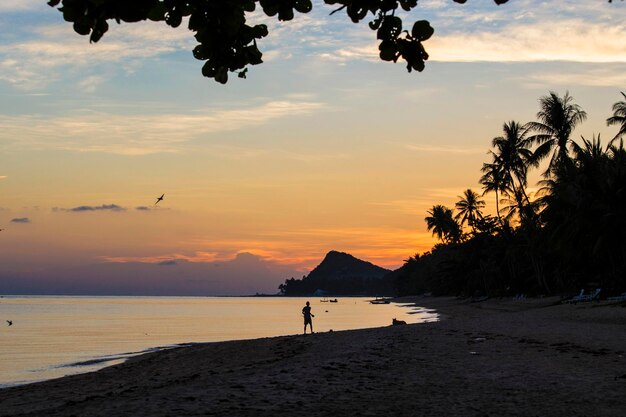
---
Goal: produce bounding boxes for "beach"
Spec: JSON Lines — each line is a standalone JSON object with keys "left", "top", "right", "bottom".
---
{"left": 0, "top": 297, "right": 624, "bottom": 417}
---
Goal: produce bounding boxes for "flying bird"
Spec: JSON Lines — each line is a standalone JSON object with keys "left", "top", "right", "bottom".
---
{"left": 6, "top": 320, "right": 12, "bottom": 326}
{"left": 154, "top": 194, "right": 165, "bottom": 205}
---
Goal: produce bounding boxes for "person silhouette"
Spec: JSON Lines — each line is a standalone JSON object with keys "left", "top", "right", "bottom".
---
{"left": 302, "top": 301, "right": 314, "bottom": 334}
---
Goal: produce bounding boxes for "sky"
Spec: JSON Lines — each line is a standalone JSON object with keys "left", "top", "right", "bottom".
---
{"left": 0, "top": 0, "right": 625, "bottom": 295}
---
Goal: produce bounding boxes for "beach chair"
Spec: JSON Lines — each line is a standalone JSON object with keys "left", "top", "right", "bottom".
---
{"left": 581, "top": 288, "right": 601, "bottom": 302}
{"left": 564, "top": 288, "right": 601, "bottom": 304}
{"left": 563, "top": 289, "right": 585, "bottom": 304}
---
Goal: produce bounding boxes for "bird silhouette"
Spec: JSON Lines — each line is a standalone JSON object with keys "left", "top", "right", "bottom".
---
{"left": 6, "top": 320, "right": 12, "bottom": 326}
{"left": 154, "top": 194, "right": 165, "bottom": 205}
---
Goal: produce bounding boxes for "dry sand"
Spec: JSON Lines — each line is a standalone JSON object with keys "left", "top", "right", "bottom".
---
{"left": 0, "top": 297, "right": 624, "bottom": 417}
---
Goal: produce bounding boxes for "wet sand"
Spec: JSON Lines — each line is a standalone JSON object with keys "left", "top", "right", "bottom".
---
{"left": 1, "top": 297, "right": 624, "bottom": 416}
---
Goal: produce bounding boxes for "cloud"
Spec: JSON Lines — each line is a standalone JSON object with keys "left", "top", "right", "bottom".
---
{"left": 135, "top": 206, "right": 151, "bottom": 211}
{"left": 0, "top": 0, "right": 40, "bottom": 12}
{"left": 158, "top": 260, "right": 178, "bottom": 266}
{"left": 55, "top": 204, "right": 126, "bottom": 212}
{"left": 10, "top": 217, "right": 30, "bottom": 223}
{"left": 429, "top": 20, "right": 626, "bottom": 63}
{"left": 115, "top": 224, "right": 437, "bottom": 271}
{"left": 318, "top": 19, "right": 626, "bottom": 65}
{"left": 0, "top": 22, "right": 192, "bottom": 89}
{"left": 524, "top": 65, "right": 626, "bottom": 88}
{"left": 78, "top": 75, "right": 106, "bottom": 93}
{"left": 0, "top": 176, "right": 6, "bottom": 180}
{"left": 405, "top": 144, "right": 486, "bottom": 155}
{"left": 0, "top": 100, "right": 325, "bottom": 155}
{"left": 104, "top": 251, "right": 221, "bottom": 264}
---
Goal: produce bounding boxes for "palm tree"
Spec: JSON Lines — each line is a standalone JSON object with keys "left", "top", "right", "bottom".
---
{"left": 455, "top": 189, "right": 485, "bottom": 232}
{"left": 480, "top": 158, "right": 506, "bottom": 225}
{"left": 527, "top": 91, "right": 587, "bottom": 176}
{"left": 425, "top": 205, "right": 461, "bottom": 244}
{"left": 489, "top": 121, "right": 535, "bottom": 216}
{"left": 538, "top": 134, "right": 626, "bottom": 290}
{"left": 607, "top": 91, "right": 626, "bottom": 142}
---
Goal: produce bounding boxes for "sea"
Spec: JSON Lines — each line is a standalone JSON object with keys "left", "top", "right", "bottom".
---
{"left": 0, "top": 296, "right": 438, "bottom": 388}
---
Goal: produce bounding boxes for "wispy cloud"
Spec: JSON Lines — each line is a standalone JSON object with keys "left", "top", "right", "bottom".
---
{"left": 405, "top": 144, "right": 486, "bottom": 155}
{"left": 0, "top": 22, "right": 192, "bottom": 89}
{"left": 181, "top": 226, "right": 436, "bottom": 270}
{"left": 318, "top": 19, "right": 626, "bottom": 65}
{"left": 429, "top": 20, "right": 626, "bottom": 63}
{"left": 0, "top": 176, "right": 7, "bottom": 180}
{"left": 524, "top": 65, "right": 626, "bottom": 88}
{"left": 54, "top": 204, "right": 126, "bottom": 212}
{"left": 103, "top": 251, "right": 221, "bottom": 264}
{"left": 78, "top": 75, "right": 107, "bottom": 93}
{"left": 100, "top": 223, "right": 432, "bottom": 271}
{"left": 10, "top": 217, "right": 30, "bottom": 223}
{"left": 0, "top": 100, "right": 325, "bottom": 155}
{"left": 0, "top": 0, "right": 41, "bottom": 12}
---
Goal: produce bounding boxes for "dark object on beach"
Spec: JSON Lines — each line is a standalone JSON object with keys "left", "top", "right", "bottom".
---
{"left": 6, "top": 320, "right": 12, "bottom": 326}
{"left": 392, "top": 318, "right": 407, "bottom": 326}
{"left": 329, "top": 299, "right": 338, "bottom": 303}
{"left": 371, "top": 297, "right": 391, "bottom": 304}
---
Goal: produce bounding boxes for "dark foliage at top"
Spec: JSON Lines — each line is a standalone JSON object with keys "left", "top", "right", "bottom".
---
{"left": 47, "top": 0, "right": 511, "bottom": 83}
{"left": 279, "top": 250, "right": 393, "bottom": 295}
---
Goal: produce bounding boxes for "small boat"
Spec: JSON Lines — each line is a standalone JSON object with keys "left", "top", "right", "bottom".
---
{"left": 329, "top": 299, "right": 338, "bottom": 303}
{"left": 370, "top": 297, "right": 390, "bottom": 304}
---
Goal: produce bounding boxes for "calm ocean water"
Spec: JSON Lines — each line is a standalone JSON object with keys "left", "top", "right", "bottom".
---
{"left": 0, "top": 296, "right": 437, "bottom": 387}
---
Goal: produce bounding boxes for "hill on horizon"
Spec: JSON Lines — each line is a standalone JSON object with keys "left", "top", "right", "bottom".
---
{"left": 278, "top": 250, "right": 395, "bottom": 296}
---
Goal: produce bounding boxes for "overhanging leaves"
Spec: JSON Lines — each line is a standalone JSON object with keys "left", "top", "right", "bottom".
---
{"left": 48, "top": 0, "right": 511, "bottom": 83}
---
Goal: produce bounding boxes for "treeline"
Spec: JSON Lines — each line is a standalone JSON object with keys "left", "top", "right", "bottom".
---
{"left": 396, "top": 91, "right": 626, "bottom": 297}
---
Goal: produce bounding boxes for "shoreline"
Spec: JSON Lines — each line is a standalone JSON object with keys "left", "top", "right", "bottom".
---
{"left": 1, "top": 297, "right": 624, "bottom": 416}
{"left": 0, "top": 296, "right": 426, "bottom": 389}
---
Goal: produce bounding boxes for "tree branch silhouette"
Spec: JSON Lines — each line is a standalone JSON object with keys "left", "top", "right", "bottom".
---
{"left": 47, "top": 0, "right": 513, "bottom": 84}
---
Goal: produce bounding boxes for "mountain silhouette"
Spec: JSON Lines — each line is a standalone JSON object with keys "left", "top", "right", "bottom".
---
{"left": 307, "top": 250, "right": 390, "bottom": 281}
{"left": 279, "top": 251, "right": 394, "bottom": 296}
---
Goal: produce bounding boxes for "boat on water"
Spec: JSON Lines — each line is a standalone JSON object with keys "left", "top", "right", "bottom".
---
{"left": 370, "top": 297, "right": 391, "bottom": 304}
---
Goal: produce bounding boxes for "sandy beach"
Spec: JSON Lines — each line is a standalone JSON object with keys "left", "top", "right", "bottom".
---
{"left": 1, "top": 297, "right": 624, "bottom": 417}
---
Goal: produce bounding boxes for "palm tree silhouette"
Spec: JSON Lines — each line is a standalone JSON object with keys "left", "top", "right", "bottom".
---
{"left": 455, "top": 189, "right": 485, "bottom": 233}
{"left": 538, "top": 134, "right": 626, "bottom": 290}
{"left": 480, "top": 158, "right": 506, "bottom": 225}
{"left": 425, "top": 205, "right": 461, "bottom": 244}
{"left": 607, "top": 91, "right": 626, "bottom": 142}
{"left": 527, "top": 91, "right": 587, "bottom": 176}
{"left": 488, "top": 121, "right": 535, "bottom": 221}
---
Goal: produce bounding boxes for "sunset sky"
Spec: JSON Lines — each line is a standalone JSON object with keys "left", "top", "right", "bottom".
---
{"left": 0, "top": 1, "right": 624, "bottom": 294}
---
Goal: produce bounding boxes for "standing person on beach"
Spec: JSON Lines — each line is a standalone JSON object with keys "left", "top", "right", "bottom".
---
{"left": 302, "top": 301, "right": 314, "bottom": 334}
